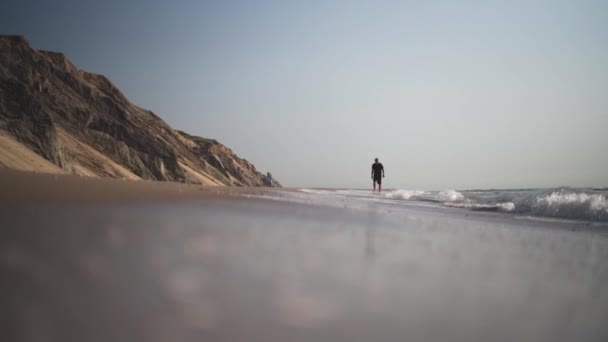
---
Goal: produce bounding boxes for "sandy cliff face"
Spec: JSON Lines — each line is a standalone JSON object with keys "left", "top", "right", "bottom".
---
{"left": 0, "top": 35, "right": 280, "bottom": 187}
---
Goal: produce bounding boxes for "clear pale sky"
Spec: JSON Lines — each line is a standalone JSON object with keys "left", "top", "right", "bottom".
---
{"left": 2, "top": 0, "right": 607, "bottom": 189}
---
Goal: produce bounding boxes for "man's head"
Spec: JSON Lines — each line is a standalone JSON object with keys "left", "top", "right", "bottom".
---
{"left": 374, "top": 158, "right": 379, "bottom": 163}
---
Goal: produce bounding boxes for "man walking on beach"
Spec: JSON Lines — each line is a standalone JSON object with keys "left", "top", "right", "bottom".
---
{"left": 371, "top": 158, "right": 385, "bottom": 192}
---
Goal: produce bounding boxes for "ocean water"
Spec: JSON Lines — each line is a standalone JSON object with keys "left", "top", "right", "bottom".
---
{"left": 293, "top": 187, "right": 608, "bottom": 223}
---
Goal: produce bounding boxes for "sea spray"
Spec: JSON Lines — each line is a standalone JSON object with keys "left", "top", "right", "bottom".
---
{"left": 438, "top": 190, "right": 465, "bottom": 202}
{"left": 385, "top": 190, "right": 427, "bottom": 200}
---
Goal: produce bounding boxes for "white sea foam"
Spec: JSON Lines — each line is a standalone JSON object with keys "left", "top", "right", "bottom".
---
{"left": 499, "top": 202, "right": 516, "bottom": 211}
{"left": 385, "top": 190, "right": 426, "bottom": 200}
{"left": 443, "top": 202, "right": 514, "bottom": 212}
{"left": 298, "top": 189, "right": 335, "bottom": 195}
{"left": 537, "top": 192, "right": 608, "bottom": 212}
{"left": 438, "top": 190, "right": 465, "bottom": 202}
{"left": 292, "top": 188, "right": 608, "bottom": 222}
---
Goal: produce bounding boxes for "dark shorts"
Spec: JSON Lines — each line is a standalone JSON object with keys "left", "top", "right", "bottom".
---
{"left": 373, "top": 174, "right": 382, "bottom": 184}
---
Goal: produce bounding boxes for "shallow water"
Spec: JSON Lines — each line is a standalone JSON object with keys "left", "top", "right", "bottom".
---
{"left": 1, "top": 197, "right": 607, "bottom": 341}
{"left": 296, "top": 187, "right": 608, "bottom": 222}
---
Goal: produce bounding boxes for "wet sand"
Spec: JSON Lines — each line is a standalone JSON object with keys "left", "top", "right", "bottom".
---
{"left": 1, "top": 170, "right": 607, "bottom": 341}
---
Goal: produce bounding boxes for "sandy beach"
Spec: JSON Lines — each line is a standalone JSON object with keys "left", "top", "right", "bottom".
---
{"left": 1, "top": 170, "right": 607, "bottom": 342}
{"left": 0, "top": 169, "right": 288, "bottom": 204}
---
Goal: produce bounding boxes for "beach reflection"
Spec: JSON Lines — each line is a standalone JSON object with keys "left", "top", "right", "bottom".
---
{"left": 1, "top": 198, "right": 607, "bottom": 341}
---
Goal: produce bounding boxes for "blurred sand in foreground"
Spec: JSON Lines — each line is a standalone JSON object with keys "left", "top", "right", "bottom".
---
{"left": 1, "top": 169, "right": 607, "bottom": 342}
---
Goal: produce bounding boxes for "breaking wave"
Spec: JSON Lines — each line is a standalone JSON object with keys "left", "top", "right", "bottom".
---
{"left": 385, "top": 190, "right": 427, "bottom": 200}
{"left": 437, "top": 190, "right": 465, "bottom": 202}
{"left": 530, "top": 190, "right": 608, "bottom": 221}
{"left": 296, "top": 187, "right": 608, "bottom": 222}
{"left": 382, "top": 188, "right": 608, "bottom": 222}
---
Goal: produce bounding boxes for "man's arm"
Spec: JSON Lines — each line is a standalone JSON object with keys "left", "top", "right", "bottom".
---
{"left": 371, "top": 166, "right": 374, "bottom": 179}
{"left": 382, "top": 165, "right": 385, "bottom": 177}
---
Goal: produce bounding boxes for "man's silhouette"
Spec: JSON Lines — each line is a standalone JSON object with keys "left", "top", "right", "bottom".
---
{"left": 371, "top": 158, "right": 385, "bottom": 192}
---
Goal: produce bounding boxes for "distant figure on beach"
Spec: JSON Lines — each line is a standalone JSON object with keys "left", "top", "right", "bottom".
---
{"left": 371, "top": 158, "right": 385, "bottom": 192}
{"left": 264, "top": 172, "right": 273, "bottom": 187}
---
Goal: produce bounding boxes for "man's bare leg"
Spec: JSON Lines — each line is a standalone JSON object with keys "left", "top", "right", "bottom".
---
{"left": 378, "top": 183, "right": 381, "bottom": 193}
{"left": 373, "top": 181, "right": 376, "bottom": 192}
